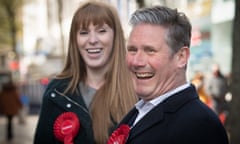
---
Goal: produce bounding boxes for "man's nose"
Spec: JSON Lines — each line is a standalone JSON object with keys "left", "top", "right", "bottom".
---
{"left": 132, "top": 51, "right": 147, "bottom": 66}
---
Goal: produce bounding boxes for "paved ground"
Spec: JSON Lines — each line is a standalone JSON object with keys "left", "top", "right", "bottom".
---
{"left": 0, "top": 115, "right": 39, "bottom": 144}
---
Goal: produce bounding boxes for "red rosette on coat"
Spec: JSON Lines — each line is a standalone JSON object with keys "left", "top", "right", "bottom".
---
{"left": 53, "top": 112, "right": 80, "bottom": 144}
{"left": 107, "top": 124, "right": 130, "bottom": 144}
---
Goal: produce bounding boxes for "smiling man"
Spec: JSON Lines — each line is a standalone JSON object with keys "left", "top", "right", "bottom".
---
{"left": 112, "top": 5, "right": 229, "bottom": 144}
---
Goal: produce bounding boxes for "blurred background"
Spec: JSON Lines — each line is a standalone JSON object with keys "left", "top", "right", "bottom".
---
{"left": 0, "top": 0, "right": 239, "bottom": 144}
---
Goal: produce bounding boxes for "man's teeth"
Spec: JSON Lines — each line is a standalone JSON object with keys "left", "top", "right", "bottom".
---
{"left": 136, "top": 72, "right": 154, "bottom": 79}
{"left": 87, "top": 48, "right": 101, "bottom": 53}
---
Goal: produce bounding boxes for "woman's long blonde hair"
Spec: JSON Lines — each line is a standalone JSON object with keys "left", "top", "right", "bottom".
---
{"left": 57, "top": 1, "right": 137, "bottom": 143}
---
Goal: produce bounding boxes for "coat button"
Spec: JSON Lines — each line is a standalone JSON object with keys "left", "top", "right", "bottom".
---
{"left": 66, "top": 103, "right": 71, "bottom": 108}
{"left": 51, "top": 93, "right": 56, "bottom": 97}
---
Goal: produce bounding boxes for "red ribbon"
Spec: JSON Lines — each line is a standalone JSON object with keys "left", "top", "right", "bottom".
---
{"left": 107, "top": 124, "right": 130, "bottom": 144}
{"left": 53, "top": 112, "right": 80, "bottom": 144}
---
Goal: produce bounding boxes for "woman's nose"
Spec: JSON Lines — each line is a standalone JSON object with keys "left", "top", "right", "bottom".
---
{"left": 89, "top": 32, "right": 98, "bottom": 45}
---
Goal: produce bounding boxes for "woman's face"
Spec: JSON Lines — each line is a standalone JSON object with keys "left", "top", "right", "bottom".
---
{"left": 77, "top": 23, "right": 114, "bottom": 70}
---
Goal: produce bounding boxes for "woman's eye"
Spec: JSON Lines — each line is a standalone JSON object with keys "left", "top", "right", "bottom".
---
{"left": 98, "top": 28, "right": 106, "bottom": 33}
{"left": 79, "top": 31, "right": 88, "bottom": 35}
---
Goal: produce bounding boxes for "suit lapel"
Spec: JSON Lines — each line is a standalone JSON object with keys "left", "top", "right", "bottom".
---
{"left": 119, "top": 107, "right": 138, "bottom": 126}
{"left": 129, "top": 103, "right": 164, "bottom": 139}
{"left": 127, "top": 85, "right": 198, "bottom": 141}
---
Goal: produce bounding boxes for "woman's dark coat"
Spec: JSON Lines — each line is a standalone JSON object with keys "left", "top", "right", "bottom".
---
{"left": 34, "top": 78, "right": 94, "bottom": 144}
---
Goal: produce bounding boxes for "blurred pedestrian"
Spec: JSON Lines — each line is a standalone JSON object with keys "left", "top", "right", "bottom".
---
{"left": 206, "top": 64, "right": 229, "bottom": 123}
{"left": 191, "top": 71, "right": 211, "bottom": 106}
{"left": 108, "top": 5, "right": 229, "bottom": 144}
{"left": 0, "top": 80, "right": 22, "bottom": 141}
{"left": 18, "top": 94, "right": 29, "bottom": 124}
{"left": 34, "top": 1, "right": 137, "bottom": 144}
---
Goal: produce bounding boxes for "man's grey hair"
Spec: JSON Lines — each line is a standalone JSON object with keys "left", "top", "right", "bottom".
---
{"left": 129, "top": 6, "right": 192, "bottom": 54}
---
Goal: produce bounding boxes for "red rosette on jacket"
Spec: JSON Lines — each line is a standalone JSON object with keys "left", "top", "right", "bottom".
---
{"left": 53, "top": 112, "right": 80, "bottom": 144}
{"left": 107, "top": 124, "right": 130, "bottom": 144}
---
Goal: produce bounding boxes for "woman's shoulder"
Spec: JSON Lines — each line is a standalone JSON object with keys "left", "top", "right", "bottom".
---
{"left": 49, "top": 77, "right": 71, "bottom": 84}
{"left": 43, "top": 78, "right": 71, "bottom": 96}
{"left": 48, "top": 78, "right": 71, "bottom": 88}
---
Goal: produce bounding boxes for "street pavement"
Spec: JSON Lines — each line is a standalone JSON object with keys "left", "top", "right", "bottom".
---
{"left": 0, "top": 115, "right": 39, "bottom": 144}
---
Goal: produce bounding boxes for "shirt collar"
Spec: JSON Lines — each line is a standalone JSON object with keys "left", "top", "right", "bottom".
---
{"left": 135, "top": 83, "right": 191, "bottom": 108}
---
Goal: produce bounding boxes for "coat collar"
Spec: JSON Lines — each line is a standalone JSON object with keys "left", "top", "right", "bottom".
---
{"left": 123, "top": 84, "right": 198, "bottom": 141}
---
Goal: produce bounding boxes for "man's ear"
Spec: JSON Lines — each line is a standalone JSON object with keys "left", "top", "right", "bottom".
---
{"left": 176, "top": 47, "right": 190, "bottom": 68}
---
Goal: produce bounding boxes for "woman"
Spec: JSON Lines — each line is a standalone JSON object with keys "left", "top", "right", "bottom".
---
{"left": 34, "top": 1, "right": 137, "bottom": 144}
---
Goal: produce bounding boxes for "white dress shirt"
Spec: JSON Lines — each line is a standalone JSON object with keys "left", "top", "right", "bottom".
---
{"left": 133, "top": 83, "right": 190, "bottom": 126}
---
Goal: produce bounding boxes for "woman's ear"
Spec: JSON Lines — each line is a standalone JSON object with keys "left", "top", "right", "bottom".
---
{"left": 176, "top": 47, "right": 190, "bottom": 68}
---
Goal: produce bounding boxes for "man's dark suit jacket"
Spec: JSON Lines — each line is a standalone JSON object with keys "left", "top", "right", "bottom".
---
{"left": 119, "top": 85, "right": 229, "bottom": 144}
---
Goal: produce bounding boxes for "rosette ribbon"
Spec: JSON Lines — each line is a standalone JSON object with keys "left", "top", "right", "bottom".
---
{"left": 53, "top": 112, "right": 80, "bottom": 144}
{"left": 107, "top": 124, "right": 130, "bottom": 144}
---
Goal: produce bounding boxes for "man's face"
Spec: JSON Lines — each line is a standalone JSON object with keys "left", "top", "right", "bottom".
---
{"left": 126, "top": 23, "right": 184, "bottom": 101}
